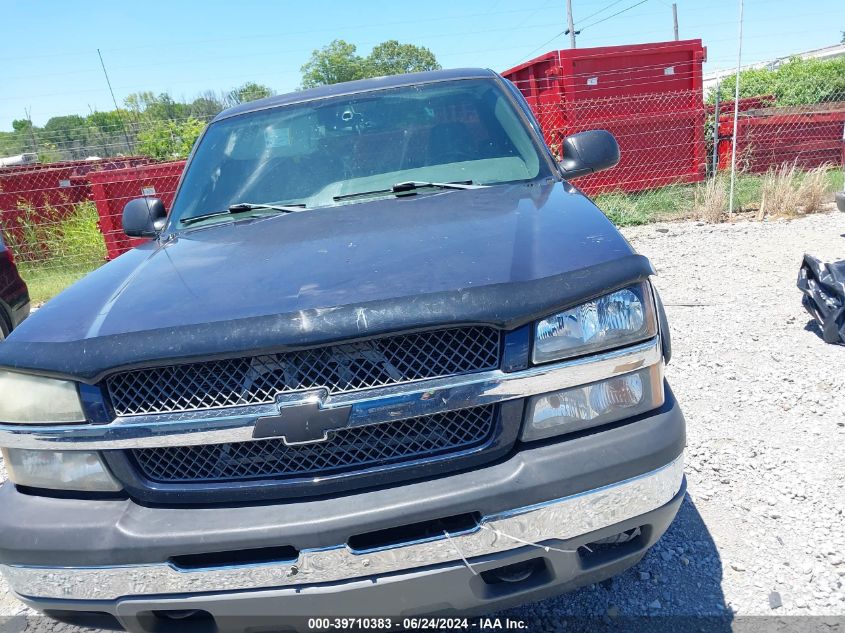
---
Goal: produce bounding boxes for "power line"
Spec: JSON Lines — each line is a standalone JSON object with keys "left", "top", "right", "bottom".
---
{"left": 97, "top": 48, "right": 134, "bottom": 153}
{"left": 578, "top": 0, "right": 629, "bottom": 24}
{"left": 512, "top": 30, "right": 568, "bottom": 65}
{"left": 514, "top": 0, "right": 652, "bottom": 61}
{"left": 580, "top": 0, "right": 650, "bottom": 31}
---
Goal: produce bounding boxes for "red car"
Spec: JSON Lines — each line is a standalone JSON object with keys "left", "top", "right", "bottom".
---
{"left": 0, "top": 232, "right": 30, "bottom": 340}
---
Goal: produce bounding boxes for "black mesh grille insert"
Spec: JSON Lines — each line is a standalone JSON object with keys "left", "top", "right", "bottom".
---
{"left": 131, "top": 406, "right": 497, "bottom": 483}
{"left": 107, "top": 327, "right": 501, "bottom": 416}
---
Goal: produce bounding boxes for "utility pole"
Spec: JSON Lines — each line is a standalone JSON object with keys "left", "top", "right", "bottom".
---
{"left": 23, "top": 107, "right": 37, "bottom": 155}
{"left": 728, "top": 0, "right": 745, "bottom": 216}
{"left": 566, "top": 0, "right": 577, "bottom": 48}
{"left": 97, "top": 48, "right": 134, "bottom": 154}
{"left": 672, "top": 3, "right": 679, "bottom": 40}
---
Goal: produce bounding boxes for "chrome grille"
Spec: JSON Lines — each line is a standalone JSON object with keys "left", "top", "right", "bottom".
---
{"left": 106, "top": 327, "right": 501, "bottom": 416}
{"left": 131, "top": 406, "right": 497, "bottom": 483}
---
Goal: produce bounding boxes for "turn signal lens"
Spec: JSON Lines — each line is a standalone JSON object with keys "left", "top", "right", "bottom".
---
{"left": 1, "top": 448, "right": 122, "bottom": 492}
{"left": 522, "top": 364, "right": 664, "bottom": 441}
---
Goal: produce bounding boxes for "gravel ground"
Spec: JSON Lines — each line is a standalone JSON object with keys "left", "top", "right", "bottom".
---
{"left": 1, "top": 210, "right": 844, "bottom": 632}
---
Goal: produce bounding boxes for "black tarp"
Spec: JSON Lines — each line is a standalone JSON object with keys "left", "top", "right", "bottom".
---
{"left": 797, "top": 254, "right": 845, "bottom": 345}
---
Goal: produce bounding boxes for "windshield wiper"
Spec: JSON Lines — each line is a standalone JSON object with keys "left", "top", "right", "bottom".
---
{"left": 227, "top": 202, "right": 306, "bottom": 213}
{"left": 181, "top": 202, "right": 306, "bottom": 226}
{"left": 333, "top": 180, "right": 484, "bottom": 202}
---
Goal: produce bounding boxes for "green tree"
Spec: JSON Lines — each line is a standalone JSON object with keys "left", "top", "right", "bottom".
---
{"left": 123, "top": 91, "right": 157, "bottom": 115}
{"left": 0, "top": 131, "right": 26, "bottom": 157}
{"left": 226, "top": 82, "right": 275, "bottom": 107}
{"left": 43, "top": 115, "right": 90, "bottom": 157}
{"left": 3, "top": 119, "right": 38, "bottom": 155}
{"left": 137, "top": 117, "right": 206, "bottom": 161}
{"left": 189, "top": 91, "right": 225, "bottom": 119}
{"left": 124, "top": 92, "right": 188, "bottom": 121}
{"left": 708, "top": 56, "right": 845, "bottom": 106}
{"left": 0, "top": 120, "right": 34, "bottom": 156}
{"left": 300, "top": 40, "right": 365, "bottom": 89}
{"left": 12, "top": 119, "right": 34, "bottom": 134}
{"left": 300, "top": 39, "right": 441, "bottom": 88}
{"left": 87, "top": 110, "right": 131, "bottom": 156}
{"left": 87, "top": 110, "right": 125, "bottom": 135}
{"left": 365, "top": 40, "right": 440, "bottom": 77}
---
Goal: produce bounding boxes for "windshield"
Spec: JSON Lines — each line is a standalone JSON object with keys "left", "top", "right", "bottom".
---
{"left": 169, "top": 79, "right": 548, "bottom": 227}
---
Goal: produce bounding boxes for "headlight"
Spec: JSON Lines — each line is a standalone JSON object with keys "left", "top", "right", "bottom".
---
{"left": 533, "top": 283, "right": 657, "bottom": 364}
{"left": 0, "top": 371, "right": 85, "bottom": 424}
{"left": 522, "top": 364, "right": 664, "bottom": 441}
{"left": 1, "top": 448, "right": 123, "bottom": 492}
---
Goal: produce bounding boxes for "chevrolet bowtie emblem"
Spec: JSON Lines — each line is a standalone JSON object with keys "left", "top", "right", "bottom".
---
{"left": 253, "top": 402, "right": 352, "bottom": 445}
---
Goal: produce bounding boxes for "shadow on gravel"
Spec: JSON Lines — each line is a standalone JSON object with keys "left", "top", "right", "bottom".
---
{"left": 802, "top": 319, "right": 825, "bottom": 341}
{"left": 499, "top": 494, "right": 731, "bottom": 632}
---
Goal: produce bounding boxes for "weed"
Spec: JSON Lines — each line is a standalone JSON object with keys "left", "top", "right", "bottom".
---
{"left": 797, "top": 164, "right": 834, "bottom": 215}
{"left": 1, "top": 200, "right": 106, "bottom": 304}
{"left": 694, "top": 177, "right": 728, "bottom": 223}
{"left": 759, "top": 163, "right": 802, "bottom": 218}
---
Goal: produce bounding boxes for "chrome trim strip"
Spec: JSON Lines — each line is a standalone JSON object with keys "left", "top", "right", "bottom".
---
{"left": 0, "top": 454, "right": 683, "bottom": 601}
{"left": 0, "top": 337, "right": 661, "bottom": 450}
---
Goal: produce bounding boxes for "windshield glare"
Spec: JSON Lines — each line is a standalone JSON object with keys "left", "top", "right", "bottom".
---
{"left": 170, "top": 79, "right": 546, "bottom": 226}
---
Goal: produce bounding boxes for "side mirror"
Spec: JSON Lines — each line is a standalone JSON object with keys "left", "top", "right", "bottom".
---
{"left": 836, "top": 190, "right": 845, "bottom": 213}
{"left": 559, "top": 130, "right": 620, "bottom": 180}
{"left": 122, "top": 197, "right": 167, "bottom": 238}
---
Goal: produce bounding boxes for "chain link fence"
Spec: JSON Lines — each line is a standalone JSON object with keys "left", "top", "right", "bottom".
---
{"left": 505, "top": 40, "right": 844, "bottom": 225}
{"left": 1, "top": 40, "right": 844, "bottom": 305}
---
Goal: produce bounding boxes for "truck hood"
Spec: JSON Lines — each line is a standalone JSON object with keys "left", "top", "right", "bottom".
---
{"left": 1, "top": 181, "right": 652, "bottom": 380}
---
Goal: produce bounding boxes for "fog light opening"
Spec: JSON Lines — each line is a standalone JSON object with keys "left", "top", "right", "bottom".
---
{"left": 141, "top": 609, "right": 217, "bottom": 633}
{"left": 481, "top": 557, "right": 546, "bottom": 585}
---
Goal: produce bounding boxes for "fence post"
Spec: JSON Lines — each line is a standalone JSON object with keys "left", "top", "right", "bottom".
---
{"left": 728, "top": 0, "right": 745, "bottom": 215}
{"left": 711, "top": 80, "right": 721, "bottom": 177}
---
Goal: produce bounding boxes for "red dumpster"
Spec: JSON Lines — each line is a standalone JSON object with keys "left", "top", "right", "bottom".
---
{"left": 502, "top": 39, "right": 707, "bottom": 193}
{"left": 88, "top": 161, "right": 186, "bottom": 260}
{"left": 0, "top": 157, "right": 154, "bottom": 259}
{"left": 718, "top": 102, "right": 845, "bottom": 173}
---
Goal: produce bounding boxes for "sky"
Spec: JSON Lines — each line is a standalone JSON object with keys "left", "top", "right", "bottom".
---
{"left": 1, "top": 0, "right": 843, "bottom": 129}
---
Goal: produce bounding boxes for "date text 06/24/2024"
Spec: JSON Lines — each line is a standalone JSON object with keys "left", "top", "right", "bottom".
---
{"left": 307, "top": 617, "right": 528, "bottom": 630}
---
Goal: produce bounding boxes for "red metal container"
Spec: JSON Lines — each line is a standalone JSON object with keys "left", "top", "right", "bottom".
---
{"left": 502, "top": 39, "right": 707, "bottom": 193}
{"left": 88, "top": 161, "right": 186, "bottom": 260}
{"left": 564, "top": 109, "right": 705, "bottom": 193}
{"left": 718, "top": 102, "right": 845, "bottom": 173}
{"left": 0, "top": 157, "right": 155, "bottom": 256}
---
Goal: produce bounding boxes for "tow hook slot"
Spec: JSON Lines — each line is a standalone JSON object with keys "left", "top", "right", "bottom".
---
{"left": 348, "top": 512, "right": 481, "bottom": 553}
{"left": 578, "top": 526, "right": 646, "bottom": 568}
{"left": 169, "top": 545, "right": 299, "bottom": 570}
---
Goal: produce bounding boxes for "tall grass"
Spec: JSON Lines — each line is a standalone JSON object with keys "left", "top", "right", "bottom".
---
{"left": 757, "top": 163, "right": 834, "bottom": 218}
{"left": 593, "top": 165, "right": 840, "bottom": 227}
{"left": 694, "top": 176, "right": 728, "bottom": 223}
{"left": 594, "top": 183, "right": 696, "bottom": 226}
{"left": 3, "top": 201, "right": 107, "bottom": 304}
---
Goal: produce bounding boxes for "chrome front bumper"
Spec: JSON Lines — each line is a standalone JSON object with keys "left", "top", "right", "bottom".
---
{"left": 1, "top": 455, "right": 683, "bottom": 601}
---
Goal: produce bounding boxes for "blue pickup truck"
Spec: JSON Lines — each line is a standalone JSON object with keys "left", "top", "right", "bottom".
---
{"left": 0, "top": 68, "right": 684, "bottom": 631}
